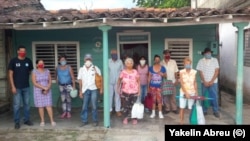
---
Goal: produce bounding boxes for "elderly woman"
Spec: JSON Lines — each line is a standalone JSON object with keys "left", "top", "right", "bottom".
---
{"left": 179, "top": 57, "right": 198, "bottom": 124}
{"left": 117, "top": 57, "right": 140, "bottom": 125}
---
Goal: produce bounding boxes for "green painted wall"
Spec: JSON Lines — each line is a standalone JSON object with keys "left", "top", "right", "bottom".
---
{"left": 12, "top": 24, "right": 217, "bottom": 107}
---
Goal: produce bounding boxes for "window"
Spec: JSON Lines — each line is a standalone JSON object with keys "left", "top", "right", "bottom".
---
{"left": 165, "top": 39, "right": 192, "bottom": 70}
{"left": 244, "top": 29, "right": 250, "bottom": 67}
{"left": 32, "top": 42, "right": 80, "bottom": 82}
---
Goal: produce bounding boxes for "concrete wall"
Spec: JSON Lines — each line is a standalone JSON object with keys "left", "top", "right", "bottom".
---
{"left": 219, "top": 23, "right": 250, "bottom": 103}
{"left": 12, "top": 24, "right": 217, "bottom": 107}
{"left": 193, "top": 0, "right": 248, "bottom": 9}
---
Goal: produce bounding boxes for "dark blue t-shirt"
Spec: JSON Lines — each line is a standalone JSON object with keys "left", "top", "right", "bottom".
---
{"left": 8, "top": 57, "right": 33, "bottom": 89}
{"left": 149, "top": 66, "right": 166, "bottom": 88}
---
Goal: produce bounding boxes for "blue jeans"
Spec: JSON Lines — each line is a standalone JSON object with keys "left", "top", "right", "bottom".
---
{"left": 80, "top": 89, "right": 98, "bottom": 123}
{"left": 13, "top": 87, "right": 31, "bottom": 124}
{"left": 201, "top": 83, "right": 219, "bottom": 113}
{"left": 140, "top": 85, "right": 147, "bottom": 103}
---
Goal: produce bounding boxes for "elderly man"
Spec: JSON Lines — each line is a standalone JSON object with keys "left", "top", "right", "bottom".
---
{"left": 160, "top": 49, "right": 179, "bottom": 114}
{"left": 78, "top": 54, "right": 102, "bottom": 127}
{"left": 109, "top": 49, "right": 123, "bottom": 117}
{"left": 196, "top": 47, "right": 220, "bottom": 118}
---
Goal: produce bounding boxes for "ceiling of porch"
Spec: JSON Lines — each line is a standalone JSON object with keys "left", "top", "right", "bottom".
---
{"left": 0, "top": 0, "right": 250, "bottom": 30}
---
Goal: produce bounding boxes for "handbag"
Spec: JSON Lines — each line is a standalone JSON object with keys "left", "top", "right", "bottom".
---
{"left": 131, "top": 97, "right": 144, "bottom": 119}
{"left": 144, "top": 93, "right": 153, "bottom": 110}
{"left": 161, "top": 78, "right": 174, "bottom": 95}
{"left": 189, "top": 100, "right": 205, "bottom": 125}
{"left": 93, "top": 66, "right": 103, "bottom": 90}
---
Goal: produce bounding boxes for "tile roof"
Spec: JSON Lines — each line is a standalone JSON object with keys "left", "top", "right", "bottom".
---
{"left": 0, "top": 0, "right": 250, "bottom": 29}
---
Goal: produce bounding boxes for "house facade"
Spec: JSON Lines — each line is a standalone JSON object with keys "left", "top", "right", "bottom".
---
{"left": 1, "top": 0, "right": 250, "bottom": 126}
{"left": 194, "top": 0, "right": 250, "bottom": 103}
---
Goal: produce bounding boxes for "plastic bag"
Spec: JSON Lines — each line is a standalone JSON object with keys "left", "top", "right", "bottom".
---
{"left": 189, "top": 100, "right": 205, "bottom": 125}
{"left": 131, "top": 99, "right": 144, "bottom": 119}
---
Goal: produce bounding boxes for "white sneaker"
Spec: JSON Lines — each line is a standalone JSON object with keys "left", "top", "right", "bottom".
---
{"left": 150, "top": 113, "right": 155, "bottom": 118}
{"left": 159, "top": 112, "right": 164, "bottom": 119}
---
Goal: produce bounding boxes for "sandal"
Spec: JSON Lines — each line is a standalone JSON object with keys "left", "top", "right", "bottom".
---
{"left": 40, "top": 122, "right": 45, "bottom": 127}
{"left": 51, "top": 121, "right": 56, "bottom": 126}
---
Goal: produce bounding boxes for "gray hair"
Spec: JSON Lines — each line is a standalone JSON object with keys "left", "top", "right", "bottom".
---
{"left": 124, "top": 57, "right": 134, "bottom": 66}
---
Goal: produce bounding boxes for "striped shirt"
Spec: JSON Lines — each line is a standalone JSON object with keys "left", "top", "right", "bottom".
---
{"left": 196, "top": 57, "right": 219, "bottom": 83}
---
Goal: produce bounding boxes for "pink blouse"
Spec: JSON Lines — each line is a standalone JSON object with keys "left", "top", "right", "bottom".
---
{"left": 137, "top": 65, "right": 148, "bottom": 85}
{"left": 119, "top": 69, "right": 140, "bottom": 94}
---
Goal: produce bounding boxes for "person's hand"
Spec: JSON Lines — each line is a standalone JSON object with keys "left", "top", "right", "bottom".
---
{"left": 204, "top": 81, "right": 210, "bottom": 87}
{"left": 185, "top": 94, "right": 190, "bottom": 99}
{"left": 79, "top": 92, "right": 83, "bottom": 99}
{"left": 11, "top": 87, "right": 17, "bottom": 94}
{"left": 208, "top": 81, "right": 214, "bottom": 86}
{"left": 99, "top": 89, "right": 103, "bottom": 95}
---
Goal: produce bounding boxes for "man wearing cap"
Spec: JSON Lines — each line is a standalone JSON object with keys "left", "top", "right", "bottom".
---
{"left": 77, "top": 53, "right": 102, "bottom": 127}
{"left": 160, "top": 49, "right": 179, "bottom": 114}
{"left": 108, "top": 49, "right": 123, "bottom": 117}
{"left": 196, "top": 47, "right": 220, "bottom": 118}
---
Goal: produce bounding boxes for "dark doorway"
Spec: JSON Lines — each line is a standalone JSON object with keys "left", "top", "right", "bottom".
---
{"left": 120, "top": 43, "right": 148, "bottom": 67}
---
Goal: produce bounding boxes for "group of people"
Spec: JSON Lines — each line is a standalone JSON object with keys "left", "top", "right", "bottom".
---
{"left": 108, "top": 48, "right": 220, "bottom": 125}
{"left": 8, "top": 45, "right": 219, "bottom": 129}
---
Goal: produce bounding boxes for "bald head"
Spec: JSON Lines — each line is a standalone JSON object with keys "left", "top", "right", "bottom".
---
{"left": 110, "top": 49, "right": 117, "bottom": 54}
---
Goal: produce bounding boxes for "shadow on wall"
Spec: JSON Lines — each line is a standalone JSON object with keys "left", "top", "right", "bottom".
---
{"left": 220, "top": 76, "right": 250, "bottom": 104}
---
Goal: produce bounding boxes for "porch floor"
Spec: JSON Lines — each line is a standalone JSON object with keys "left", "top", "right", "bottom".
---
{"left": 0, "top": 91, "right": 249, "bottom": 141}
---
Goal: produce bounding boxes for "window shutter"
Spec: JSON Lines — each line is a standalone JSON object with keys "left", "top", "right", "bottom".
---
{"left": 166, "top": 40, "right": 191, "bottom": 70}
{"left": 35, "top": 44, "right": 56, "bottom": 79}
{"left": 57, "top": 44, "right": 78, "bottom": 78}
{"left": 244, "top": 29, "right": 250, "bottom": 67}
{"left": 34, "top": 42, "right": 79, "bottom": 81}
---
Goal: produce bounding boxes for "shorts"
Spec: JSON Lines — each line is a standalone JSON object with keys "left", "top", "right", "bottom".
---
{"left": 179, "top": 92, "right": 195, "bottom": 109}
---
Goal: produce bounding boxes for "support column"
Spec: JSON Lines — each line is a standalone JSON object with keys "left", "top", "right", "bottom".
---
{"left": 233, "top": 22, "right": 248, "bottom": 124}
{"left": 98, "top": 25, "right": 112, "bottom": 128}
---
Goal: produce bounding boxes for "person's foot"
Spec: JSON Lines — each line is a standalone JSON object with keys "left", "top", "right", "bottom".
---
{"left": 24, "top": 120, "right": 33, "bottom": 126}
{"left": 15, "top": 123, "right": 20, "bottom": 129}
{"left": 67, "top": 112, "right": 71, "bottom": 118}
{"left": 214, "top": 112, "right": 220, "bottom": 118}
{"left": 51, "top": 121, "right": 56, "bottom": 126}
{"left": 150, "top": 113, "right": 155, "bottom": 118}
{"left": 132, "top": 119, "right": 137, "bottom": 125}
{"left": 159, "top": 112, "right": 164, "bottom": 119}
{"left": 80, "top": 122, "right": 88, "bottom": 127}
{"left": 93, "top": 122, "right": 98, "bottom": 127}
{"left": 172, "top": 110, "right": 179, "bottom": 114}
{"left": 204, "top": 112, "right": 208, "bottom": 116}
{"left": 123, "top": 118, "right": 128, "bottom": 125}
{"left": 116, "top": 111, "right": 122, "bottom": 117}
{"left": 164, "top": 111, "right": 170, "bottom": 115}
{"left": 40, "top": 122, "right": 45, "bottom": 127}
{"left": 60, "top": 112, "right": 67, "bottom": 118}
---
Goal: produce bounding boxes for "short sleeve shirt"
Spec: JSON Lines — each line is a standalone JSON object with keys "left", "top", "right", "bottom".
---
{"left": 149, "top": 66, "right": 166, "bottom": 88}
{"left": 8, "top": 57, "right": 33, "bottom": 89}
{"left": 196, "top": 57, "right": 219, "bottom": 83}
{"left": 119, "top": 69, "right": 139, "bottom": 94}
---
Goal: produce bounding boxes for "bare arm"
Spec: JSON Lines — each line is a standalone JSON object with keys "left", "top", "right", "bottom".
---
{"left": 194, "top": 75, "right": 198, "bottom": 96}
{"left": 8, "top": 70, "right": 16, "bottom": 94}
{"left": 69, "top": 66, "right": 76, "bottom": 89}
{"left": 78, "top": 79, "right": 83, "bottom": 98}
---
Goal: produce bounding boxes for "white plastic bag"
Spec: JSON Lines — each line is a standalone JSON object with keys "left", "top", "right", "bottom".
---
{"left": 131, "top": 99, "right": 144, "bottom": 119}
{"left": 196, "top": 101, "right": 206, "bottom": 125}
